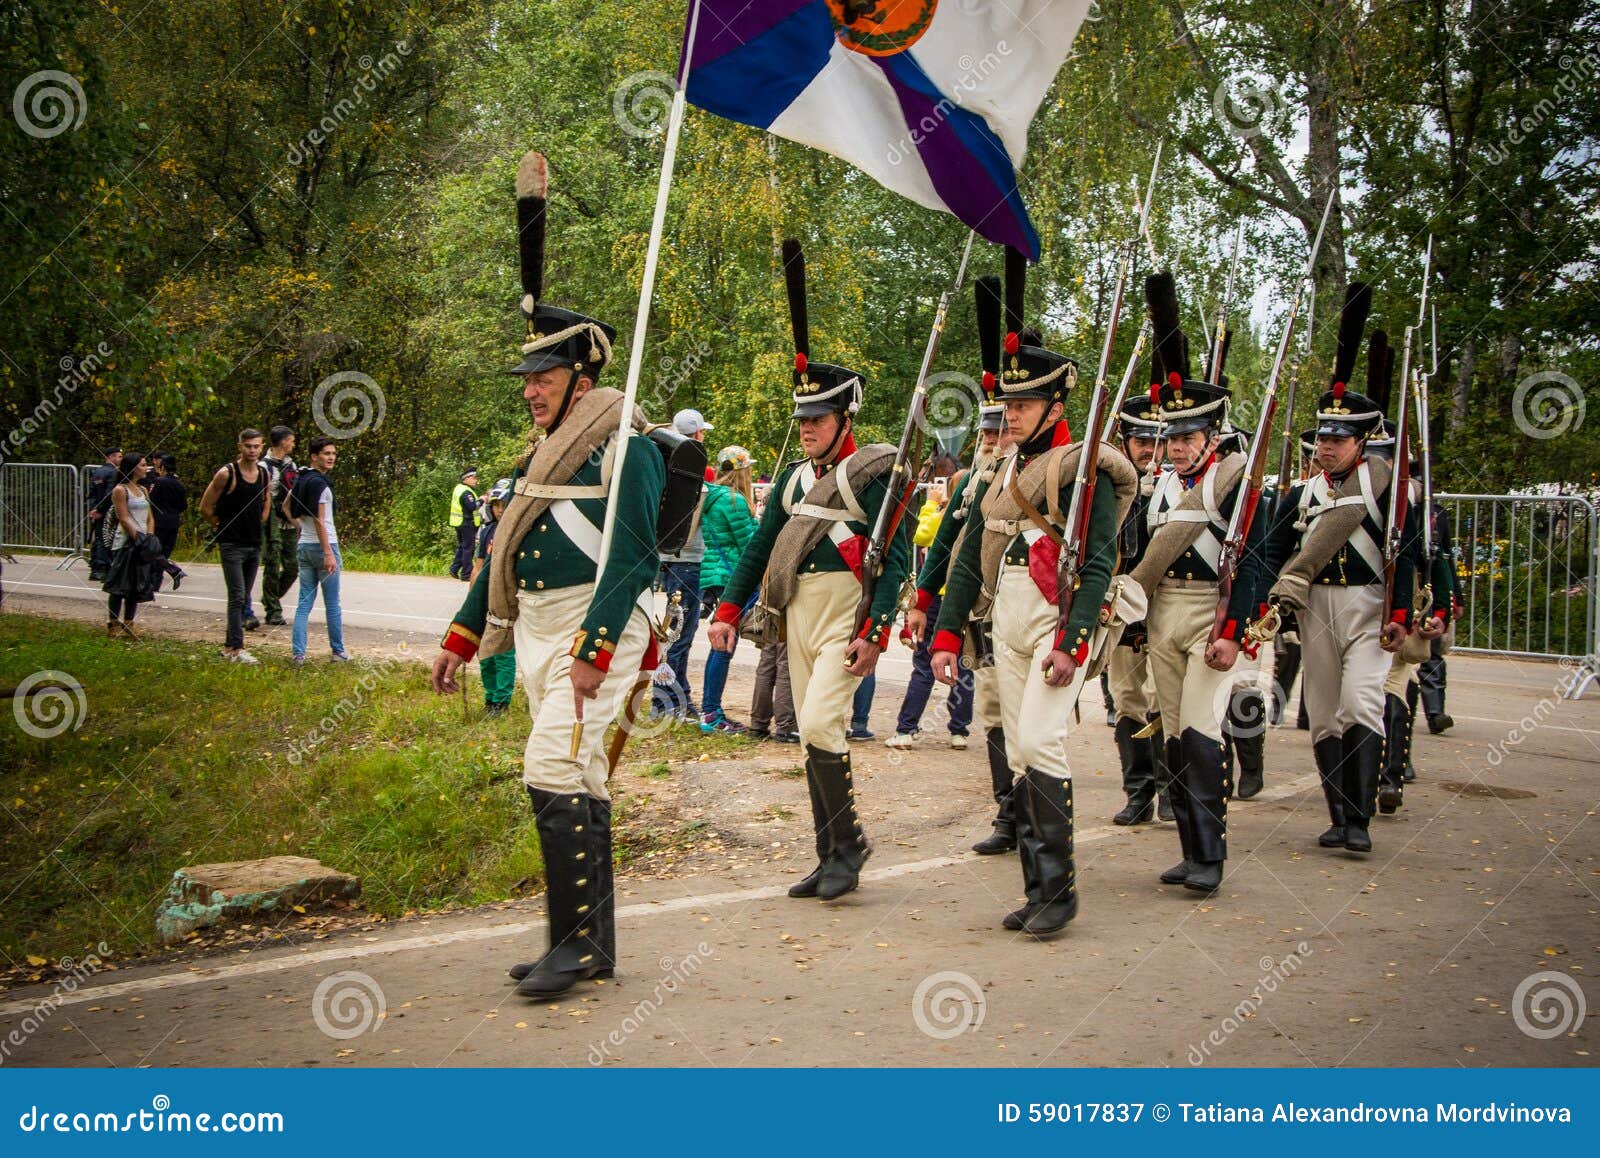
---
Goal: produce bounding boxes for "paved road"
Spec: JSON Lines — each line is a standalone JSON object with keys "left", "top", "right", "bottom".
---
{"left": 2, "top": 555, "right": 1596, "bottom": 1067}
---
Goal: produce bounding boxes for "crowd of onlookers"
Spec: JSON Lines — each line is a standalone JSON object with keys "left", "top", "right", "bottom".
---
{"left": 86, "top": 425, "right": 347, "bottom": 665}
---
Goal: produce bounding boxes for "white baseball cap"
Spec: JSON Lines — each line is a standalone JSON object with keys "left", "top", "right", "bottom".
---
{"left": 673, "top": 408, "right": 713, "bottom": 436}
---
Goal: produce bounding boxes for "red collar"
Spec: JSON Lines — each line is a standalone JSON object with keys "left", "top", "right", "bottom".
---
{"left": 812, "top": 432, "right": 857, "bottom": 475}
{"left": 1050, "top": 420, "right": 1072, "bottom": 448}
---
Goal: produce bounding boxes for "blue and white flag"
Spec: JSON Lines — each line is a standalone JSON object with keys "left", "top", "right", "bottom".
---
{"left": 683, "top": 1, "right": 1093, "bottom": 258}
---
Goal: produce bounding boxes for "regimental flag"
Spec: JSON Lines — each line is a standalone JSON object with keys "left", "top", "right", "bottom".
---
{"left": 682, "top": 0, "right": 1093, "bottom": 259}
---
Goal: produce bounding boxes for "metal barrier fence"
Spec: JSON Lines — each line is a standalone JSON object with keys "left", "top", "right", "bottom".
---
{"left": 1438, "top": 492, "right": 1598, "bottom": 700}
{"left": 1, "top": 462, "right": 88, "bottom": 567}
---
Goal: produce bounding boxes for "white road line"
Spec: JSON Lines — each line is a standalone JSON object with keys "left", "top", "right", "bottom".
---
{"left": 1450, "top": 714, "right": 1597, "bottom": 734}
{"left": 0, "top": 772, "right": 1323, "bottom": 1018}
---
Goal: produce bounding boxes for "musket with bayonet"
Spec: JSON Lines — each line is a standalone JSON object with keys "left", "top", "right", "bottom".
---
{"left": 1382, "top": 237, "right": 1432, "bottom": 628}
{"left": 1208, "top": 223, "right": 1245, "bottom": 385}
{"left": 1056, "top": 236, "right": 1136, "bottom": 638}
{"left": 1274, "top": 284, "right": 1315, "bottom": 500}
{"left": 1214, "top": 190, "right": 1337, "bottom": 653}
{"left": 852, "top": 230, "right": 978, "bottom": 645}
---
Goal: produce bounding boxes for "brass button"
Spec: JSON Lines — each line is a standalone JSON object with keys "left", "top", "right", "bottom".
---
{"left": 533, "top": 550, "right": 541, "bottom": 559}
{"left": 518, "top": 551, "right": 525, "bottom": 559}
{"left": 535, "top": 580, "right": 545, "bottom": 589}
{"left": 598, "top": 627, "right": 607, "bottom": 636}
{"left": 518, "top": 578, "right": 526, "bottom": 588}
{"left": 539, "top": 524, "right": 548, "bottom": 533}
{"left": 588, "top": 650, "right": 597, "bottom": 659}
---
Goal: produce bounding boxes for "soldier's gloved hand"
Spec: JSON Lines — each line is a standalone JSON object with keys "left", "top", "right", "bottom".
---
{"left": 1040, "top": 649, "right": 1078, "bottom": 688}
{"left": 930, "top": 649, "right": 961, "bottom": 687}
{"left": 569, "top": 657, "right": 605, "bottom": 700}
{"left": 1379, "top": 621, "right": 1407, "bottom": 653}
{"left": 1204, "top": 637, "right": 1240, "bottom": 672}
{"left": 431, "top": 651, "right": 464, "bottom": 694}
{"left": 843, "top": 636, "right": 882, "bottom": 678}
{"left": 903, "top": 607, "right": 927, "bottom": 647}
{"left": 707, "top": 620, "right": 738, "bottom": 653}
{"left": 1419, "top": 613, "right": 1446, "bottom": 640}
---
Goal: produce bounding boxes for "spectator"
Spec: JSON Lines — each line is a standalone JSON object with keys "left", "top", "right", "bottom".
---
{"left": 848, "top": 674, "right": 876, "bottom": 741}
{"left": 885, "top": 474, "right": 974, "bottom": 749}
{"left": 147, "top": 452, "right": 189, "bottom": 590}
{"left": 259, "top": 425, "right": 299, "bottom": 625}
{"left": 200, "top": 428, "right": 270, "bottom": 664}
{"left": 652, "top": 408, "right": 714, "bottom": 720}
{"left": 472, "top": 478, "right": 515, "bottom": 712}
{"left": 698, "top": 446, "right": 758, "bottom": 733}
{"left": 287, "top": 437, "right": 348, "bottom": 664}
{"left": 101, "top": 452, "right": 157, "bottom": 638}
{"left": 448, "top": 469, "right": 481, "bottom": 580}
{"left": 85, "top": 447, "right": 121, "bottom": 581}
{"left": 749, "top": 640, "right": 799, "bottom": 743}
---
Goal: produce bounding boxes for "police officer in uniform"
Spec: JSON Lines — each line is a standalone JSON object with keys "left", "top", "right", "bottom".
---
{"left": 1261, "top": 283, "right": 1424, "bottom": 856}
{"left": 707, "top": 239, "right": 913, "bottom": 903}
{"left": 929, "top": 250, "right": 1131, "bottom": 937}
{"left": 431, "top": 150, "right": 666, "bottom": 998}
{"left": 904, "top": 275, "right": 1015, "bottom": 854}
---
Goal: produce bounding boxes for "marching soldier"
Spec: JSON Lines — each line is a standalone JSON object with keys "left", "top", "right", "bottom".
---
{"left": 929, "top": 250, "right": 1135, "bottom": 937}
{"left": 903, "top": 275, "right": 1016, "bottom": 854}
{"left": 430, "top": 151, "right": 667, "bottom": 998}
{"left": 1261, "top": 284, "right": 1425, "bottom": 856}
{"left": 1121, "top": 274, "right": 1268, "bottom": 895}
{"left": 1108, "top": 387, "right": 1171, "bottom": 826}
{"left": 707, "top": 239, "right": 913, "bottom": 903}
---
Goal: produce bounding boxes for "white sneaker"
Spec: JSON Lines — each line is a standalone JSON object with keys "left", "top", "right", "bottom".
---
{"left": 229, "top": 650, "right": 261, "bottom": 665}
{"left": 949, "top": 734, "right": 968, "bottom": 750}
{"left": 885, "top": 732, "right": 918, "bottom": 750}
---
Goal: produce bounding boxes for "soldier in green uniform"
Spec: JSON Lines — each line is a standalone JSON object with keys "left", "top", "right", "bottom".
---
{"left": 430, "top": 150, "right": 666, "bottom": 999}
{"left": 929, "top": 250, "right": 1131, "bottom": 938}
{"left": 707, "top": 239, "right": 913, "bottom": 903}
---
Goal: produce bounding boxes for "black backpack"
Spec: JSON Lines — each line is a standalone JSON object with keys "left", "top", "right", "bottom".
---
{"left": 288, "top": 470, "right": 328, "bottom": 520}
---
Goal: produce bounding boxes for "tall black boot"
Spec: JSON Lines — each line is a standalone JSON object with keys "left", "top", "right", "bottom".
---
{"left": 1182, "top": 728, "right": 1228, "bottom": 892}
{"left": 1002, "top": 774, "right": 1041, "bottom": 931}
{"left": 973, "top": 727, "right": 1018, "bottom": 854}
{"left": 1153, "top": 721, "right": 1175, "bottom": 821}
{"left": 1112, "top": 717, "right": 1156, "bottom": 825}
{"left": 1020, "top": 770, "right": 1078, "bottom": 936}
{"left": 1314, "top": 735, "right": 1348, "bottom": 847}
{"left": 1403, "top": 679, "right": 1420, "bottom": 782}
{"left": 588, "top": 797, "right": 617, "bottom": 975}
{"left": 1272, "top": 636, "right": 1302, "bottom": 726}
{"left": 809, "top": 744, "right": 870, "bottom": 900}
{"left": 515, "top": 788, "right": 605, "bottom": 997}
{"left": 1419, "top": 655, "right": 1452, "bottom": 732}
{"left": 788, "top": 750, "right": 831, "bottom": 897}
{"left": 1340, "top": 725, "right": 1383, "bottom": 853}
{"left": 1160, "top": 736, "right": 1195, "bottom": 883}
{"left": 1296, "top": 693, "right": 1310, "bottom": 730}
{"left": 1378, "top": 693, "right": 1408, "bottom": 814}
{"left": 1227, "top": 687, "right": 1266, "bottom": 799}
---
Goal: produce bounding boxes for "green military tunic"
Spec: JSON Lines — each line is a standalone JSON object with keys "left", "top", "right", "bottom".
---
{"left": 442, "top": 430, "right": 665, "bottom": 670}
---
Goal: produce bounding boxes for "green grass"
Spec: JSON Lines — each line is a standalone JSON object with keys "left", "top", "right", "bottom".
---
{"left": 0, "top": 614, "right": 752, "bottom": 965}
{"left": 169, "top": 538, "right": 448, "bottom": 576}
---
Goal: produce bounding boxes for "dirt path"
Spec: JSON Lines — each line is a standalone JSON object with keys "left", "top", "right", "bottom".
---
{"left": 1, "top": 566, "right": 1595, "bottom": 1067}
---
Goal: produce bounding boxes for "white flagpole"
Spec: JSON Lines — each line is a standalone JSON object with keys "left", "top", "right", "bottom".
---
{"left": 596, "top": 0, "right": 703, "bottom": 571}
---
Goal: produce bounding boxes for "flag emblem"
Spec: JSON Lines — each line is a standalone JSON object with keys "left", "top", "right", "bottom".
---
{"left": 827, "top": 0, "right": 938, "bottom": 57}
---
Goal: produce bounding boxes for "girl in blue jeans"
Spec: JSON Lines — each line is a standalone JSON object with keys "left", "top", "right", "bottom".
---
{"left": 288, "top": 440, "right": 348, "bottom": 662}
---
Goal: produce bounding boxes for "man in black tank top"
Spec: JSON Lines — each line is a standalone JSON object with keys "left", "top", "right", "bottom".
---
{"left": 199, "top": 429, "right": 270, "bottom": 663}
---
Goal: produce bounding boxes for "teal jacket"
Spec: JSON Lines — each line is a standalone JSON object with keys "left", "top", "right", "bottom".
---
{"left": 699, "top": 484, "right": 757, "bottom": 590}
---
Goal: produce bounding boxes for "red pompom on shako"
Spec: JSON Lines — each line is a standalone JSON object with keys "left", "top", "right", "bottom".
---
{"left": 795, "top": 352, "right": 807, "bottom": 374}
{"left": 1004, "top": 331, "right": 1019, "bottom": 355}
{"left": 981, "top": 370, "right": 995, "bottom": 395}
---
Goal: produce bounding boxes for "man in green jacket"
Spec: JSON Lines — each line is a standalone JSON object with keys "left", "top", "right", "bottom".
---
{"left": 929, "top": 272, "right": 1121, "bottom": 938}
